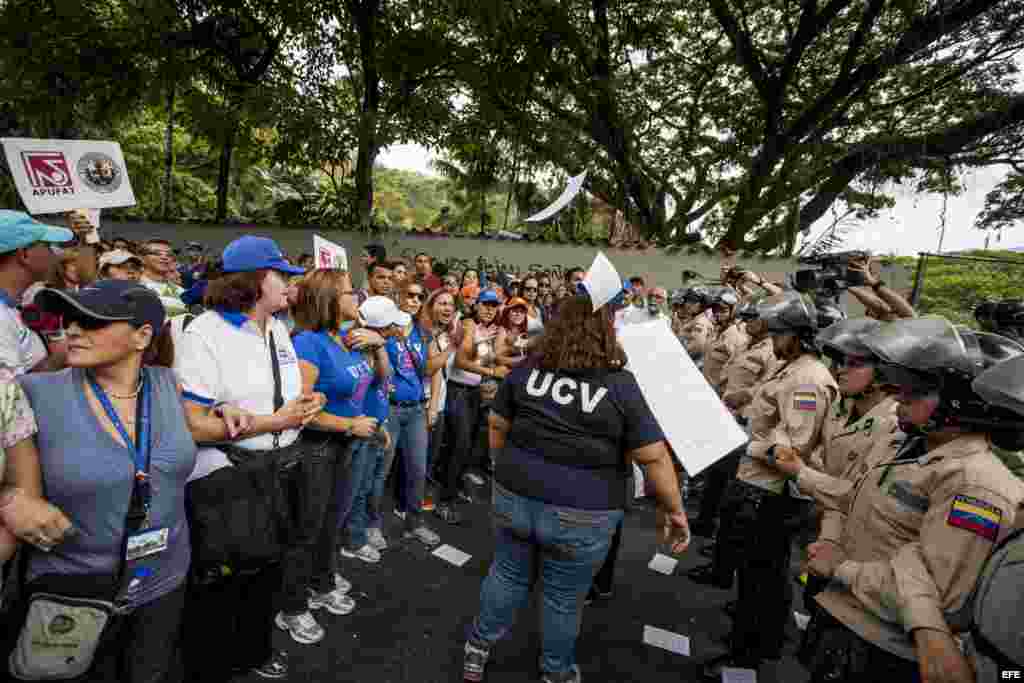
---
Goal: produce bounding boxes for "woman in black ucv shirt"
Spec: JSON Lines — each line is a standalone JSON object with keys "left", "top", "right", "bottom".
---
{"left": 461, "top": 294, "right": 691, "bottom": 683}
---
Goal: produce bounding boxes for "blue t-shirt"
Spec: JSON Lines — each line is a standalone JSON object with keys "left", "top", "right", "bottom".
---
{"left": 293, "top": 331, "right": 374, "bottom": 418}
{"left": 491, "top": 364, "right": 664, "bottom": 510}
{"left": 386, "top": 326, "right": 428, "bottom": 403}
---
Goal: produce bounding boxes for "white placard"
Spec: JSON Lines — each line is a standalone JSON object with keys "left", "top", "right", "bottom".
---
{"left": 642, "top": 625, "right": 690, "bottom": 656}
{"left": 313, "top": 234, "right": 349, "bottom": 271}
{"left": 524, "top": 171, "right": 587, "bottom": 223}
{"left": 648, "top": 553, "right": 678, "bottom": 575}
{"left": 618, "top": 319, "right": 748, "bottom": 476}
{"left": 721, "top": 667, "right": 757, "bottom": 683}
{"left": 583, "top": 251, "right": 623, "bottom": 312}
{"left": 432, "top": 544, "right": 472, "bottom": 567}
{"left": 794, "top": 611, "right": 810, "bottom": 631}
{"left": 2, "top": 138, "right": 135, "bottom": 214}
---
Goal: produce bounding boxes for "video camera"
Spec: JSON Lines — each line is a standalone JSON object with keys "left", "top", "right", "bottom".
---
{"left": 793, "top": 251, "right": 869, "bottom": 294}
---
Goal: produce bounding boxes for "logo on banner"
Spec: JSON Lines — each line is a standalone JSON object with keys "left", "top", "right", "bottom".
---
{"left": 77, "top": 152, "right": 122, "bottom": 193}
{"left": 21, "top": 151, "right": 75, "bottom": 196}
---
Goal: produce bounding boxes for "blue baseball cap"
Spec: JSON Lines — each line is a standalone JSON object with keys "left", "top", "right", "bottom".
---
{"left": 478, "top": 289, "right": 501, "bottom": 305}
{"left": 36, "top": 279, "right": 166, "bottom": 334}
{"left": 222, "top": 236, "right": 303, "bottom": 275}
{"left": 0, "top": 210, "right": 74, "bottom": 254}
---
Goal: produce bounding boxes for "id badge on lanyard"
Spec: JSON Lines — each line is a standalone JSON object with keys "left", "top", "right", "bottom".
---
{"left": 88, "top": 372, "right": 169, "bottom": 565}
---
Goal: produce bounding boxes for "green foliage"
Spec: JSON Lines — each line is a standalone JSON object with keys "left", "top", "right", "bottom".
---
{"left": 895, "top": 250, "right": 1024, "bottom": 326}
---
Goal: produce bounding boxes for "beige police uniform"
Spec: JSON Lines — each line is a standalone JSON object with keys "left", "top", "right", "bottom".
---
{"left": 720, "top": 337, "right": 777, "bottom": 419}
{"left": 740, "top": 353, "right": 838, "bottom": 494}
{"left": 679, "top": 311, "right": 716, "bottom": 359}
{"left": 798, "top": 434, "right": 1024, "bottom": 660}
{"left": 804, "top": 396, "right": 901, "bottom": 543}
{"left": 702, "top": 322, "right": 750, "bottom": 392}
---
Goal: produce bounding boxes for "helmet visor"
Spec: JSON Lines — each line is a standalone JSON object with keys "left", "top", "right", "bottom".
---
{"left": 972, "top": 355, "right": 1024, "bottom": 418}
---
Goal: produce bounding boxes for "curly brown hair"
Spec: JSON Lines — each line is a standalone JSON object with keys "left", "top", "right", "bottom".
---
{"left": 534, "top": 295, "right": 626, "bottom": 370}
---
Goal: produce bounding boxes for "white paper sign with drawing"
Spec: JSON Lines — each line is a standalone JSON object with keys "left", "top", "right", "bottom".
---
{"left": 313, "top": 234, "right": 349, "bottom": 270}
{"left": 1, "top": 138, "right": 136, "bottom": 214}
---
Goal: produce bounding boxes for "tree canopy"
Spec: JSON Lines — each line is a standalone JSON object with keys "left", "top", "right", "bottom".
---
{"left": 3, "top": 0, "right": 1024, "bottom": 253}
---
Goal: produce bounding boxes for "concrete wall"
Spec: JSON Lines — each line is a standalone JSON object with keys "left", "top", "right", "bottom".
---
{"left": 92, "top": 221, "right": 912, "bottom": 313}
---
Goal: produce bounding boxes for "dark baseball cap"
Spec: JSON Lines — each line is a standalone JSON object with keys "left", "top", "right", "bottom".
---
{"left": 35, "top": 280, "right": 166, "bottom": 333}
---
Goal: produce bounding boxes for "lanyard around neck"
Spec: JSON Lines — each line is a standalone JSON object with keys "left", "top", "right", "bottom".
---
{"left": 88, "top": 371, "right": 152, "bottom": 478}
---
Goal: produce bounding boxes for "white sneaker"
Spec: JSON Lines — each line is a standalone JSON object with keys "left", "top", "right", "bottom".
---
{"left": 333, "top": 573, "right": 352, "bottom": 594}
{"left": 367, "top": 527, "right": 388, "bottom": 550}
{"left": 309, "top": 587, "right": 356, "bottom": 615}
{"left": 341, "top": 544, "right": 381, "bottom": 564}
{"left": 275, "top": 610, "right": 325, "bottom": 645}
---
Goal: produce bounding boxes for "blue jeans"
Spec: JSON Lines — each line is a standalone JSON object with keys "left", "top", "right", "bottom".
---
{"left": 344, "top": 438, "right": 385, "bottom": 550}
{"left": 469, "top": 485, "right": 624, "bottom": 676}
{"left": 379, "top": 403, "right": 429, "bottom": 524}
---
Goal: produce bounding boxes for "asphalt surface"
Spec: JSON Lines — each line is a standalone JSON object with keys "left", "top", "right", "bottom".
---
{"left": 232, "top": 490, "right": 811, "bottom": 683}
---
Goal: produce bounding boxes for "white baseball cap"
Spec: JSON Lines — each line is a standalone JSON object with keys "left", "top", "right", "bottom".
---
{"left": 98, "top": 249, "right": 143, "bottom": 269}
{"left": 359, "top": 296, "right": 411, "bottom": 329}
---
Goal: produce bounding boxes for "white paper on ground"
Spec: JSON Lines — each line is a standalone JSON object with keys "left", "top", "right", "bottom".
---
{"left": 642, "top": 625, "right": 690, "bottom": 656}
{"left": 582, "top": 251, "right": 622, "bottom": 312}
{"left": 524, "top": 171, "right": 587, "bottom": 223}
{"left": 794, "top": 611, "right": 810, "bottom": 631}
{"left": 721, "top": 667, "right": 757, "bottom": 683}
{"left": 618, "top": 319, "right": 748, "bottom": 476}
{"left": 432, "top": 544, "right": 472, "bottom": 567}
{"left": 648, "top": 553, "right": 678, "bottom": 575}
{"left": 313, "top": 234, "right": 349, "bottom": 270}
{"left": 1, "top": 138, "right": 136, "bottom": 214}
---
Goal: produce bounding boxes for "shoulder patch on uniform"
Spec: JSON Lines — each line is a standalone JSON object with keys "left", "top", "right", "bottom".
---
{"left": 886, "top": 480, "right": 928, "bottom": 513}
{"left": 793, "top": 385, "right": 817, "bottom": 412}
{"left": 947, "top": 494, "right": 1001, "bottom": 542}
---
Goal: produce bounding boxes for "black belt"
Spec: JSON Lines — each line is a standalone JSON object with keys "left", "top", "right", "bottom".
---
{"left": 390, "top": 399, "right": 426, "bottom": 408}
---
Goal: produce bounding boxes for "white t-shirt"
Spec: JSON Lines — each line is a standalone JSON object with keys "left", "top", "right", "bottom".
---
{"left": 0, "top": 295, "right": 47, "bottom": 376}
{"left": 175, "top": 310, "right": 303, "bottom": 481}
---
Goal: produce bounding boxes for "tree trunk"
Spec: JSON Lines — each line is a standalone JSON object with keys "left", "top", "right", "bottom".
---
{"left": 215, "top": 123, "right": 236, "bottom": 223}
{"left": 161, "top": 76, "right": 176, "bottom": 220}
{"left": 351, "top": 0, "right": 382, "bottom": 231}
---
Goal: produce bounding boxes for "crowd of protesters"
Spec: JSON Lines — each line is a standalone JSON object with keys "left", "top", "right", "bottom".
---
{"left": 1, "top": 208, "right": 1024, "bottom": 683}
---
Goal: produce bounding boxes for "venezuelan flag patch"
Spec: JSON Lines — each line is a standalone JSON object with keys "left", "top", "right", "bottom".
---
{"left": 793, "top": 391, "right": 817, "bottom": 411}
{"left": 947, "top": 494, "right": 1002, "bottom": 542}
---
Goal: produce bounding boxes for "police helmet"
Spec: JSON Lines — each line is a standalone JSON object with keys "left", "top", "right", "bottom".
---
{"left": 708, "top": 286, "right": 740, "bottom": 308}
{"left": 669, "top": 288, "right": 688, "bottom": 306}
{"left": 756, "top": 290, "right": 818, "bottom": 336}
{"left": 683, "top": 286, "right": 711, "bottom": 306}
{"left": 974, "top": 301, "right": 998, "bottom": 329}
{"left": 817, "top": 318, "right": 882, "bottom": 360}
{"left": 736, "top": 298, "right": 760, "bottom": 322}
{"left": 866, "top": 317, "right": 1024, "bottom": 435}
{"left": 972, "top": 354, "right": 1024, "bottom": 418}
{"left": 817, "top": 303, "right": 846, "bottom": 330}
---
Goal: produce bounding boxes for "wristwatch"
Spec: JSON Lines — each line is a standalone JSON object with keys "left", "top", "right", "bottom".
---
{"left": 766, "top": 445, "right": 777, "bottom": 463}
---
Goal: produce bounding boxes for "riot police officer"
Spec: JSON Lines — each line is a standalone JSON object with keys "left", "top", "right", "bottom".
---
{"left": 688, "top": 300, "right": 775, "bottom": 543}
{"left": 770, "top": 317, "right": 1024, "bottom": 683}
{"left": 678, "top": 287, "right": 716, "bottom": 368}
{"left": 701, "top": 287, "right": 748, "bottom": 392}
{"left": 699, "top": 290, "right": 837, "bottom": 679}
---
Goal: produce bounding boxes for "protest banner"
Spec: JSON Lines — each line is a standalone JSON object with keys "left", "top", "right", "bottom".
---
{"left": 1, "top": 139, "right": 135, "bottom": 214}
{"left": 313, "top": 234, "right": 348, "bottom": 270}
{"left": 618, "top": 319, "right": 747, "bottom": 475}
{"left": 524, "top": 171, "right": 587, "bottom": 223}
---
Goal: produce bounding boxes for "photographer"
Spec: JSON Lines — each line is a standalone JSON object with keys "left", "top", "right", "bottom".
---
{"left": 844, "top": 255, "right": 915, "bottom": 321}
{"left": 723, "top": 266, "right": 784, "bottom": 301}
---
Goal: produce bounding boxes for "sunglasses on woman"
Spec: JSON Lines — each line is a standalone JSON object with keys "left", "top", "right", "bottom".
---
{"left": 64, "top": 313, "right": 117, "bottom": 331}
{"left": 407, "top": 291, "right": 426, "bottom": 301}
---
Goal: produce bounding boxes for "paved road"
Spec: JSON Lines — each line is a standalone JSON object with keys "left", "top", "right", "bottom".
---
{"left": 233, "top": 492, "right": 811, "bottom": 683}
